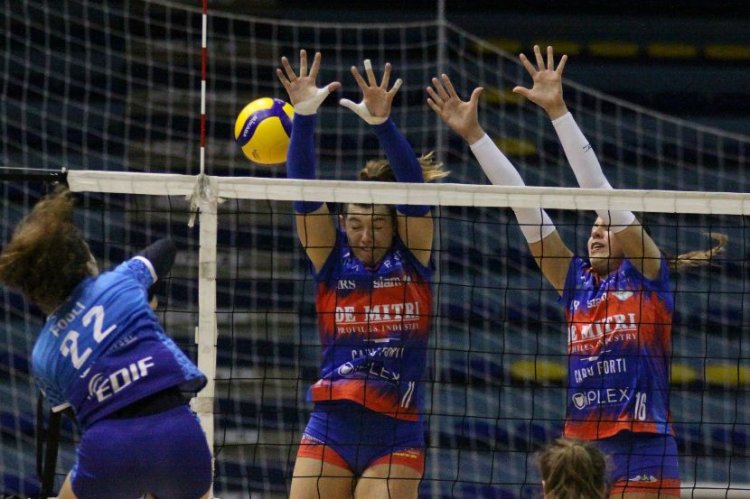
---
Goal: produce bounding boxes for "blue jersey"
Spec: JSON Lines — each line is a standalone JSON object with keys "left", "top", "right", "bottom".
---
{"left": 560, "top": 256, "right": 674, "bottom": 440}
{"left": 310, "top": 232, "right": 433, "bottom": 421}
{"left": 31, "top": 256, "right": 205, "bottom": 429}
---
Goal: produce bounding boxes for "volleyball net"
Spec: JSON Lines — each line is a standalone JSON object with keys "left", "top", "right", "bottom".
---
{"left": 2, "top": 1, "right": 750, "bottom": 498}
{"left": 1, "top": 171, "right": 748, "bottom": 498}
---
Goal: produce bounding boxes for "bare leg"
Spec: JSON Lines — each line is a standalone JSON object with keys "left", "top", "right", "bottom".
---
{"left": 56, "top": 473, "right": 78, "bottom": 499}
{"left": 290, "top": 456, "right": 356, "bottom": 499}
{"left": 354, "top": 463, "right": 421, "bottom": 499}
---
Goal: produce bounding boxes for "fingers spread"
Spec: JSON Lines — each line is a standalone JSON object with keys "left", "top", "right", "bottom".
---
{"left": 441, "top": 74, "right": 458, "bottom": 98}
{"left": 380, "top": 62, "right": 392, "bottom": 89}
{"left": 546, "top": 45, "right": 554, "bottom": 70}
{"left": 389, "top": 78, "right": 403, "bottom": 95}
{"left": 533, "top": 45, "right": 544, "bottom": 70}
{"left": 299, "top": 49, "right": 308, "bottom": 77}
{"left": 280, "top": 56, "right": 297, "bottom": 81}
{"left": 309, "top": 51, "right": 322, "bottom": 79}
{"left": 469, "top": 87, "right": 484, "bottom": 104}
{"left": 426, "top": 98, "right": 441, "bottom": 114}
{"left": 363, "top": 59, "right": 377, "bottom": 86}
{"left": 275, "top": 68, "right": 290, "bottom": 89}
{"left": 426, "top": 85, "right": 443, "bottom": 107}
{"left": 432, "top": 77, "right": 449, "bottom": 101}
{"left": 350, "top": 65, "right": 367, "bottom": 90}
{"left": 518, "top": 53, "right": 537, "bottom": 77}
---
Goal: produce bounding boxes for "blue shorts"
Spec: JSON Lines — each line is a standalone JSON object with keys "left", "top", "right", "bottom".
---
{"left": 300, "top": 400, "right": 425, "bottom": 475}
{"left": 71, "top": 405, "right": 212, "bottom": 499}
{"left": 596, "top": 431, "right": 681, "bottom": 496}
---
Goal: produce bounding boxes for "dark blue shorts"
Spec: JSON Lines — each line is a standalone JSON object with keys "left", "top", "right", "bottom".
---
{"left": 301, "top": 400, "right": 425, "bottom": 475}
{"left": 596, "top": 431, "right": 681, "bottom": 496}
{"left": 70, "top": 405, "right": 212, "bottom": 499}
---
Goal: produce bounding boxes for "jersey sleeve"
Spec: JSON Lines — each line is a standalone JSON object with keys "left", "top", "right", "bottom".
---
{"left": 559, "top": 256, "right": 587, "bottom": 308}
{"left": 623, "top": 255, "right": 674, "bottom": 309}
{"left": 312, "top": 230, "right": 346, "bottom": 282}
{"left": 394, "top": 235, "right": 433, "bottom": 279}
{"left": 115, "top": 257, "right": 157, "bottom": 289}
{"left": 136, "top": 239, "right": 177, "bottom": 281}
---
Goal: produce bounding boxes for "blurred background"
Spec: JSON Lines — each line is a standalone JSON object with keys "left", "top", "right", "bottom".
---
{"left": 2, "top": 1, "right": 749, "bottom": 498}
{"left": 231, "top": 0, "right": 750, "bottom": 135}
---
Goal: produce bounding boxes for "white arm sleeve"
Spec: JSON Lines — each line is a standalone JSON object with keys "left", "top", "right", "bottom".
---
{"left": 552, "top": 112, "right": 635, "bottom": 232}
{"left": 470, "top": 134, "right": 555, "bottom": 243}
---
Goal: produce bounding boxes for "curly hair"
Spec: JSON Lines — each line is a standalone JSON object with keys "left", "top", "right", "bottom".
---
{"left": 0, "top": 186, "right": 93, "bottom": 312}
{"left": 358, "top": 151, "right": 449, "bottom": 183}
{"left": 538, "top": 438, "right": 608, "bottom": 499}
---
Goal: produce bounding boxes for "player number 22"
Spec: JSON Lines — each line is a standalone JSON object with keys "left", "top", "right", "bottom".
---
{"left": 59, "top": 305, "right": 118, "bottom": 369}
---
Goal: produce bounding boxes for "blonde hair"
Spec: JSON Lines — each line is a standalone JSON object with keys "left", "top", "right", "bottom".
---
{"left": 358, "top": 151, "right": 449, "bottom": 183}
{"left": 670, "top": 232, "right": 728, "bottom": 273}
{"left": 0, "top": 186, "right": 93, "bottom": 312}
{"left": 538, "top": 438, "right": 608, "bottom": 499}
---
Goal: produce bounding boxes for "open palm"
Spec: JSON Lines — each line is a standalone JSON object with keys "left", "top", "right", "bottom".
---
{"left": 277, "top": 49, "right": 340, "bottom": 106}
{"left": 426, "top": 74, "right": 484, "bottom": 144}
{"left": 350, "top": 61, "right": 401, "bottom": 119}
{"left": 512, "top": 45, "right": 568, "bottom": 118}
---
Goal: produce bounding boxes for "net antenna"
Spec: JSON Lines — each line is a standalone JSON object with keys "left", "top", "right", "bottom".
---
{"left": 187, "top": 3, "right": 219, "bottom": 499}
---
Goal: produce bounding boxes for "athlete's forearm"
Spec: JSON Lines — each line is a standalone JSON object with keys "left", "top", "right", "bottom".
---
{"left": 137, "top": 238, "right": 177, "bottom": 281}
{"left": 286, "top": 114, "right": 323, "bottom": 213}
{"left": 470, "top": 134, "right": 555, "bottom": 243}
{"left": 552, "top": 112, "right": 635, "bottom": 231}
{"left": 371, "top": 119, "right": 429, "bottom": 216}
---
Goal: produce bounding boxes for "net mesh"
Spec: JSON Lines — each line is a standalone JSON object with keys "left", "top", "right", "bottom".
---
{"left": 2, "top": 1, "right": 750, "bottom": 498}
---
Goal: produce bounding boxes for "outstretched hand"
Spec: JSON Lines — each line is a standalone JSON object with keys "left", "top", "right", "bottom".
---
{"left": 426, "top": 74, "right": 485, "bottom": 144}
{"left": 276, "top": 49, "right": 341, "bottom": 115}
{"left": 512, "top": 45, "right": 569, "bottom": 120}
{"left": 339, "top": 60, "right": 402, "bottom": 125}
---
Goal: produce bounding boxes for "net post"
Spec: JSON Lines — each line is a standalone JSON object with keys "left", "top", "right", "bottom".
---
{"left": 190, "top": 176, "right": 219, "bottom": 498}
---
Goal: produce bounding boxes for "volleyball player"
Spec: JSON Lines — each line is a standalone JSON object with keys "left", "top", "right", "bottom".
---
{"left": 0, "top": 187, "right": 212, "bottom": 499}
{"left": 539, "top": 438, "right": 608, "bottom": 498}
{"left": 277, "top": 50, "right": 446, "bottom": 499}
{"left": 427, "top": 46, "right": 725, "bottom": 498}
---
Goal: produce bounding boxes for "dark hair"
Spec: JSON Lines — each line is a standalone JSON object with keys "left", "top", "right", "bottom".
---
{"left": 538, "top": 438, "right": 608, "bottom": 499}
{"left": 0, "top": 186, "right": 93, "bottom": 312}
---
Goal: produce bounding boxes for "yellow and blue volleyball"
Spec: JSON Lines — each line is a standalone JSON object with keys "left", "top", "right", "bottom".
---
{"left": 234, "top": 97, "right": 294, "bottom": 165}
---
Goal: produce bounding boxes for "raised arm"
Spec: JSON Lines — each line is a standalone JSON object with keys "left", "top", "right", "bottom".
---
{"left": 341, "top": 60, "right": 434, "bottom": 266}
{"left": 513, "top": 45, "right": 662, "bottom": 280}
{"left": 137, "top": 238, "right": 177, "bottom": 282}
{"left": 427, "top": 74, "right": 573, "bottom": 294}
{"left": 277, "top": 50, "right": 341, "bottom": 272}
{"left": 136, "top": 238, "right": 177, "bottom": 306}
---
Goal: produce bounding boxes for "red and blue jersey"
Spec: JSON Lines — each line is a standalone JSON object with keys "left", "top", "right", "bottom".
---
{"left": 31, "top": 257, "right": 206, "bottom": 429}
{"left": 310, "top": 231, "right": 432, "bottom": 422}
{"left": 560, "top": 256, "right": 674, "bottom": 440}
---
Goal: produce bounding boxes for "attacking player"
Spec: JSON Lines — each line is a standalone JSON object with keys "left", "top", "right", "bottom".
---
{"left": 0, "top": 187, "right": 212, "bottom": 499}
